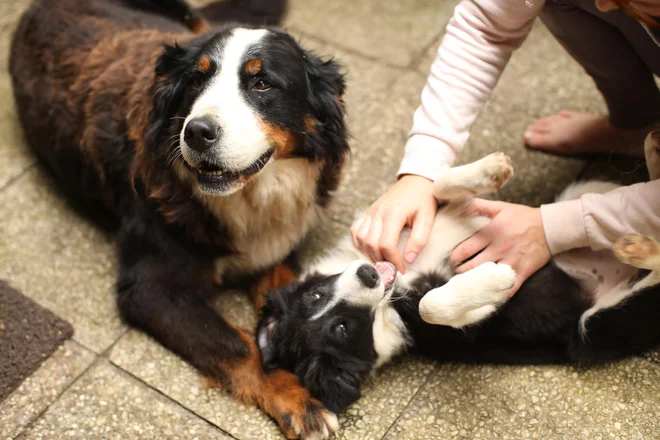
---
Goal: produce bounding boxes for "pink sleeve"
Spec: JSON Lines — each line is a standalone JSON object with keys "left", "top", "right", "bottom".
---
{"left": 397, "top": 0, "right": 544, "bottom": 179}
{"left": 541, "top": 180, "right": 660, "bottom": 255}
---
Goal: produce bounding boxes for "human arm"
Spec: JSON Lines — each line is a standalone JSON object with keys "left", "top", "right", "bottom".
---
{"left": 352, "top": 0, "right": 544, "bottom": 272}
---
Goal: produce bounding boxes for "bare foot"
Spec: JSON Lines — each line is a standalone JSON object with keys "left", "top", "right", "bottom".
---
{"left": 523, "top": 111, "right": 649, "bottom": 157}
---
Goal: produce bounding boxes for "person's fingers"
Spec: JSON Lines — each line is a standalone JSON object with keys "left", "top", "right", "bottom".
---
{"left": 354, "top": 214, "right": 373, "bottom": 253}
{"left": 403, "top": 206, "right": 435, "bottom": 266}
{"left": 450, "top": 230, "right": 491, "bottom": 267}
{"left": 460, "top": 198, "right": 505, "bottom": 219}
{"left": 454, "top": 248, "right": 495, "bottom": 274}
{"left": 364, "top": 215, "right": 384, "bottom": 262}
{"left": 379, "top": 211, "right": 408, "bottom": 273}
{"left": 350, "top": 215, "right": 365, "bottom": 250}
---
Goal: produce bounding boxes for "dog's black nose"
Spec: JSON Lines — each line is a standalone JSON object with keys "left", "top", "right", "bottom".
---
{"left": 357, "top": 264, "right": 379, "bottom": 288}
{"left": 184, "top": 117, "right": 220, "bottom": 153}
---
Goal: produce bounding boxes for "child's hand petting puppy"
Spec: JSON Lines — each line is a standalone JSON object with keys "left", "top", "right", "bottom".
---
{"left": 450, "top": 199, "right": 551, "bottom": 297}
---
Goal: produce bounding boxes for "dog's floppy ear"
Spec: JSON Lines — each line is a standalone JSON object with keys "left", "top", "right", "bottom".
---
{"left": 256, "top": 280, "right": 303, "bottom": 371}
{"left": 298, "top": 354, "right": 363, "bottom": 414}
{"left": 302, "top": 52, "right": 348, "bottom": 158}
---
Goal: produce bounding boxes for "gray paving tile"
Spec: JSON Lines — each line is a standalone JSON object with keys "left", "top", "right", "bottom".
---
{"left": 110, "top": 331, "right": 438, "bottom": 440}
{"left": 0, "top": 0, "right": 33, "bottom": 72}
{"left": 0, "top": 340, "right": 96, "bottom": 440}
{"left": 385, "top": 359, "right": 660, "bottom": 440}
{"left": 0, "top": 169, "right": 125, "bottom": 354}
{"left": 0, "top": 107, "right": 34, "bottom": 192}
{"left": 284, "top": 0, "right": 457, "bottom": 68}
{"left": 109, "top": 330, "right": 285, "bottom": 440}
{"left": 19, "top": 360, "right": 230, "bottom": 440}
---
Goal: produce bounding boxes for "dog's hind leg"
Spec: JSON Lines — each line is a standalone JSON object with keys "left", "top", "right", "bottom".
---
{"left": 433, "top": 153, "right": 514, "bottom": 202}
{"left": 570, "top": 270, "right": 660, "bottom": 363}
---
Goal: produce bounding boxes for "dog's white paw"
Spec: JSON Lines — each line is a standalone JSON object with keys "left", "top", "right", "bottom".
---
{"left": 476, "top": 152, "right": 514, "bottom": 192}
{"left": 419, "top": 262, "right": 515, "bottom": 327}
{"left": 645, "top": 131, "right": 660, "bottom": 180}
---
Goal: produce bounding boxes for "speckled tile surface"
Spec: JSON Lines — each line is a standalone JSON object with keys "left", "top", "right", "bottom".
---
{"left": 385, "top": 359, "right": 660, "bottom": 440}
{"left": 284, "top": 0, "right": 456, "bottom": 67}
{"left": 0, "top": 341, "right": 96, "bottom": 439}
{"left": 0, "top": 169, "right": 125, "bottom": 354}
{"left": 18, "top": 361, "right": 231, "bottom": 440}
{"left": 109, "top": 331, "right": 439, "bottom": 440}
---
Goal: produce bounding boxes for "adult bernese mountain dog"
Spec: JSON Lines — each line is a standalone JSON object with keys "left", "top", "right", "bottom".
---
{"left": 257, "top": 140, "right": 660, "bottom": 415}
{"left": 10, "top": 0, "right": 347, "bottom": 437}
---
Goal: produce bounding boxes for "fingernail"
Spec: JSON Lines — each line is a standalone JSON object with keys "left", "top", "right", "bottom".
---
{"left": 523, "top": 131, "right": 532, "bottom": 142}
{"left": 405, "top": 252, "right": 417, "bottom": 264}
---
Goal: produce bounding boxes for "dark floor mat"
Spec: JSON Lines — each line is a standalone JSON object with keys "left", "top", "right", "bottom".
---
{"left": 0, "top": 280, "right": 73, "bottom": 401}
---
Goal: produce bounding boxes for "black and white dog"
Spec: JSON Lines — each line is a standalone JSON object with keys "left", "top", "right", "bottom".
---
{"left": 257, "top": 137, "right": 660, "bottom": 414}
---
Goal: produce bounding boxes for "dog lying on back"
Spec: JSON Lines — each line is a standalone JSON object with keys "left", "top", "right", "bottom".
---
{"left": 257, "top": 133, "right": 660, "bottom": 414}
{"left": 11, "top": 0, "right": 348, "bottom": 437}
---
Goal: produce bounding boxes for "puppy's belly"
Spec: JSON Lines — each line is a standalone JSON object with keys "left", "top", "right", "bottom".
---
{"left": 553, "top": 248, "right": 638, "bottom": 303}
{"left": 398, "top": 205, "right": 489, "bottom": 285}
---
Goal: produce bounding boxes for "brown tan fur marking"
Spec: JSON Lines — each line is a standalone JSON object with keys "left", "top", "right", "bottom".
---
{"left": 261, "top": 120, "right": 296, "bottom": 158}
{"left": 245, "top": 59, "right": 262, "bottom": 75}
{"left": 252, "top": 264, "right": 298, "bottom": 310}
{"left": 218, "top": 328, "right": 329, "bottom": 439}
{"left": 199, "top": 56, "right": 211, "bottom": 73}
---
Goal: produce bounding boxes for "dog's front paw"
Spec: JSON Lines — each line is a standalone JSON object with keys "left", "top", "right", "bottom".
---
{"left": 613, "top": 234, "right": 660, "bottom": 270}
{"left": 264, "top": 370, "right": 338, "bottom": 439}
{"left": 477, "top": 152, "right": 514, "bottom": 192}
{"left": 419, "top": 262, "right": 515, "bottom": 327}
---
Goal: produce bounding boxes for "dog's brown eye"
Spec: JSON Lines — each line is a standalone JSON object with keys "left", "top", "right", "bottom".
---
{"left": 337, "top": 323, "right": 347, "bottom": 335}
{"left": 191, "top": 76, "right": 203, "bottom": 90}
{"left": 254, "top": 79, "right": 271, "bottom": 91}
{"left": 311, "top": 292, "right": 322, "bottom": 300}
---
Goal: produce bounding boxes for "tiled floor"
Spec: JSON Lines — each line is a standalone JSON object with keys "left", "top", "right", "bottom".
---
{"left": 1, "top": 0, "right": 658, "bottom": 439}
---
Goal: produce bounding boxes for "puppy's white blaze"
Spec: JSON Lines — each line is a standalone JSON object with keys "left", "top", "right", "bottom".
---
{"left": 182, "top": 28, "right": 270, "bottom": 170}
{"left": 310, "top": 260, "right": 385, "bottom": 321}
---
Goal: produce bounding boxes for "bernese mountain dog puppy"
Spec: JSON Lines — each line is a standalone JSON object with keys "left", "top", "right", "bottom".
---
{"left": 257, "top": 139, "right": 660, "bottom": 415}
{"left": 10, "top": 0, "right": 347, "bottom": 437}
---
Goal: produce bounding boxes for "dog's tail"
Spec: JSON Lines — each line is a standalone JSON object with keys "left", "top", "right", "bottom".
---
{"left": 126, "top": 0, "right": 287, "bottom": 33}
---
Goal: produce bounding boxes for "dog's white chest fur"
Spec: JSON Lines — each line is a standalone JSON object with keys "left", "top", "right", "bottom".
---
{"left": 205, "top": 159, "right": 323, "bottom": 278}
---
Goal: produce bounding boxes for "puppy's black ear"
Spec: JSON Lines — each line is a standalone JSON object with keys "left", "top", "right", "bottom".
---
{"left": 256, "top": 280, "right": 301, "bottom": 371}
{"left": 298, "top": 354, "right": 363, "bottom": 414}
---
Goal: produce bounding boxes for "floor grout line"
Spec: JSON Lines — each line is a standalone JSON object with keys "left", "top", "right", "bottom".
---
{"left": 0, "top": 161, "right": 36, "bottom": 194}
{"left": 379, "top": 365, "right": 441, "bottom": 440}
{"left": 107, "top": 361, "right": 240, "bottom": 440}
{"left": 284, "top": 26, "right": 420, "bottom": 73}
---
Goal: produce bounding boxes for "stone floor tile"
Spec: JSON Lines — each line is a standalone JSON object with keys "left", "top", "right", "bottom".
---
{"left": 18, "top": 360, "right": 230, "bottom": 440}
{"left": 0, "top": 340, "right": 96, "bottom": 440}
{"left": 109, "top": 330, "right": 285, "bottom": 440}
{"left": 0, "top": 169, "right": 125, "bottom": 353}
{"left": 284, "top": 0, "right": 457, "bottom": 68}
{"left": 385, "top": 359, "right": 660, "bottom": 440}
{"left": 0, "top": 0, "right": 33, "bottom": 72}
{"left": 0, "top": 108, "right": 34, "bottom": 192}
{"left": 110, "top": 331, "right": 438, "bottom": 440}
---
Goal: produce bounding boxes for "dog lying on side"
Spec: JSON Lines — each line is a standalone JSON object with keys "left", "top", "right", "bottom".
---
{"left": 257, "top": 133, "right": 660, "bottom": 414}
{"left": 11, "top": 0, "right": 347, "bottom": 437}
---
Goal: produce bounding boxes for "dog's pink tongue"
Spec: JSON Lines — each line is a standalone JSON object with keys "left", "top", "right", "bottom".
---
{"left": 374, "top": 261, "right": 396, "bottom": 289}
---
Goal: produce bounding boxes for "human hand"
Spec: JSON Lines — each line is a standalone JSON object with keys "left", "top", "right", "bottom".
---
{"left": 449, "top": 198, "right": 551, "bottom": 296}
{"left": 350, "top": 175, "right": 438, "bottom": 273}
